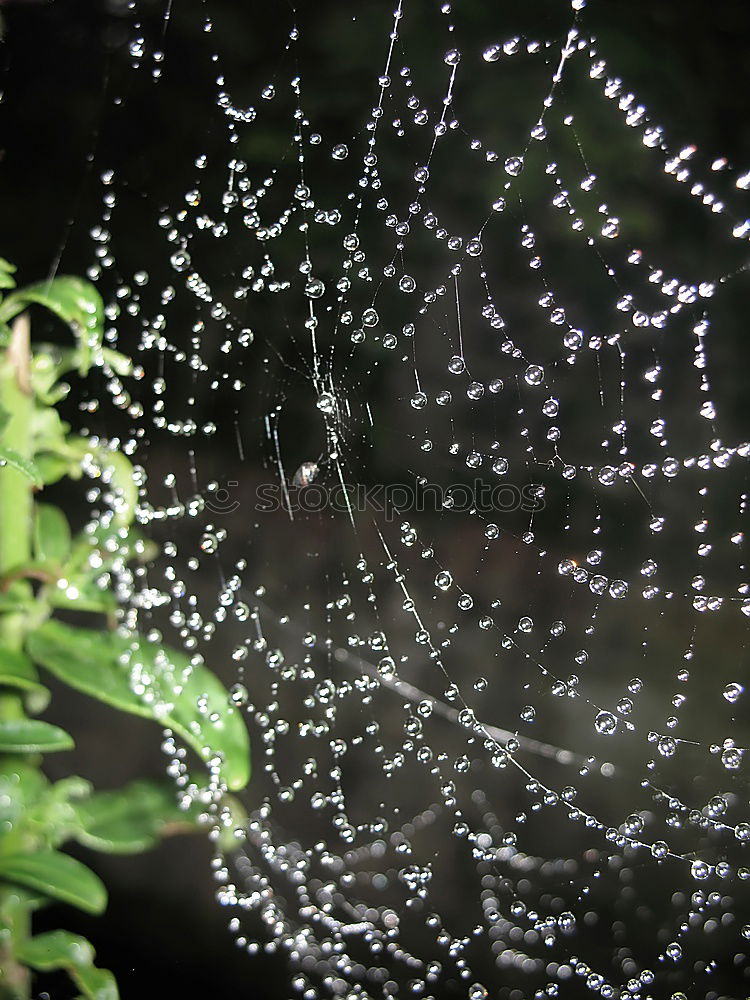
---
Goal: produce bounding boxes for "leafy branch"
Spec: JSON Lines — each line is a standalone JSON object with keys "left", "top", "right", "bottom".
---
{"left": 0, "top": 258, "right": 250, "bottom": 999}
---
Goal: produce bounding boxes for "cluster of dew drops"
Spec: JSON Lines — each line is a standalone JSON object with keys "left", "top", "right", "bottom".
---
{"left": 80, "top": 0, "right": 750, "bottom": 997}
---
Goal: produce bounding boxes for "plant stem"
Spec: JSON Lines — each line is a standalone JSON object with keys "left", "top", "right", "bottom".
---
{"left": 0, "top": 314, "right": 33, "bottom": 580}
{"left": 0, "top": 316, "right": 33, "bottom": 1000}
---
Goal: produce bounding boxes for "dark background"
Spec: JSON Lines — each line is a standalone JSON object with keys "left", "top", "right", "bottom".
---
{"left": 1, "top": 1, "right": 749, "bottom": 997}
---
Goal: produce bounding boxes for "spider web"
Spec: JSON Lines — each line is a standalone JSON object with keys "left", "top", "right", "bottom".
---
{"left": 78, "top": 1, "right": 750, "bottom": 997}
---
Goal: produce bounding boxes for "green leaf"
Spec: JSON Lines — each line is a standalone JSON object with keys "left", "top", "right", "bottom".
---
{"left": 0, "top": 719, "right": 73, "bottom": 753}
{"left": 48, "top": 577, "right": 118, "bottom": 615}
{"left": 0, "top": 851, "right": 107, "bottom": 914}
{"left": 34, "top": 504, "right": 72, "bottom": 565}
{"left": 0, "top": 760, "right": 49, "bottom": 832}
{"left": 0, "top": 401, "right": 10, "bottom": 435}
{"left": 48, "top": 522, "right": 156, "bottom": 614}
{"left": 29, "top": 346, "right": 76, "bottom": 403}
{"left": 0, "top": 446, "right": 42, "bottom": 487}
{"left": 0, "top": 277, "right": 103, "bottom": 374}
{"left": 92, "top": 449, "right": 138, "bottom": 528}
{"left": 0, "top": 645, "right": 45, "bottom": 694}
{"left": 74, "top": 779, "right": 202, "bottom": 854}
{"left": 0, "top": 257, "right": 16, "bottom": 291}
{"left": 30, "top": 403, "right": 71, "bottom": 454}
{"left": 35, "top": 452, "right": 77, "bottom": 486}
{"left": 28, "top": 620, "right": 251, "bottom": 790}
{"left": 216, "top": 793, "right": 250, "bottom": 854}
{"left": 18, "top": 931, "right": 118, "bottom": 1000}
{"left": 100, "top": 347, "right": 132, "bottom": 377}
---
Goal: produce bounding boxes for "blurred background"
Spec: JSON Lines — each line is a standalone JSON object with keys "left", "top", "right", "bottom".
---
{"left": 1, "top": 1, "right": 749, "bottom": 997}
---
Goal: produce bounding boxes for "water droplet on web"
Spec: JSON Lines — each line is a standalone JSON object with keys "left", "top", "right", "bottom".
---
{"left": 723, "top": 682, "right": 743, "bottom": 703}
{"left": 524, "top": 364, "right": 544, "bottom": 385}
{"left": 434, "top": 570, "right": 453, "bottom": 590}
{"left": 721, "top": 747, "right": 742, "bottom": 770}
{"left": 504, "top": 156, "right": 524, "bottom": 176}
{"left": 448, "top": 355, "right": 465, "bottom": 374}
{"left": 411, "top": 392, "right": 428, "bottom": 409}
{"left": 304, "top": 277, "right": 325, "bottom": 298}
{"left": 228, "top": 683, "right": 248, "bottom": 707}
{"left": 378, "top": 656, "right": 396, "bottom": 679}
{"left": 444, "top": 48, "right": 461, "bottom": 66}
{"left": 317, "top": 392, "right": 335, "bottom": 415}
{"left": 170, "top": 250, "right": 191, "bottom": 272}
{"left": 690, "top": 860, "right": 710, "bottom": 880}
{"left": 399, "top": 274, "right": 416, "bottom": 293}
{"left": 595, "top": 711, "right": 618, "bottom": 735}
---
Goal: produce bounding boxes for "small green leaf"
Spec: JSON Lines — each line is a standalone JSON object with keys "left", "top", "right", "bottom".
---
{"left": 17, "top": 928, "right": 93, "bottom": 968}
{"left": 28, "top": 620, "right": 251, "bottom": 790}
{"left": 0, "top": 760, "right": 49, "bottom": 832}
{"left": 35, "top": 452, "right": 77, "bottom": 486}
{"left": 18, "top": 931, "right": 118, "bottom": 1000}
{"left": 0, "top": 719, "right": 73, "bottom": 753}
{"left": 100, "top": 347, "right": 132, "bottom": 377}
{"left": 29, "top": 346, "right": 76, "bottom": 403}
{"left": 0, "top": 645, "right": 45, "bottom": 694}
{"left": 92, "top": 449, "right": 138, "bottom": 528}
{"left": 74, "top": 965, "right": 119, "bottom": 1000}
{"left": 0, "top": 257, "right": 16, "bottom": 291}
{"left": 0, "top": 446, "right": 42, "bottom": 487}
{"left": 74, "top": 779, "right": 202, "bottom": 854}
{"left": 0, "top": 277, "right": 103, "bottom": 374}
{"left": 0, "top": 851, "right": 107, "bottom": 914}
{"left": 48, "top": 578, "right": 118, "bottom": 615}
{"left": 34, "top": 504, "right": 72, "bottom": 565}
{"left": 30, "top": 404, "right": 71, "bottom": 454}
{"left": 216, "top": 793, "right": 250, "bottom": 854}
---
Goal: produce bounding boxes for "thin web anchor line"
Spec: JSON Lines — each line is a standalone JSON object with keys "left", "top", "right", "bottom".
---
{"left": 331, "top": 642, "right": 615, "bottom": 777}
{"left": 252, "top": 599, "right": 610, "bottom": 774}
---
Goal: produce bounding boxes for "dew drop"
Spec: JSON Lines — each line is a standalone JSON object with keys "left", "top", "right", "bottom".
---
{"left": 595, "top": 711, "right": 618, "bottom": 735}
{"left": 723, "top": 682, "right": 743, "bottom": 703}
{"left": 317, "top": 392, "right": 336, "bottom": 415}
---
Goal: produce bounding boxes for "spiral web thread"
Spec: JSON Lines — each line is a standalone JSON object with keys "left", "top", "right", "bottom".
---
{"left": 82, "top": 1, "right": 750, "bottom": 997}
